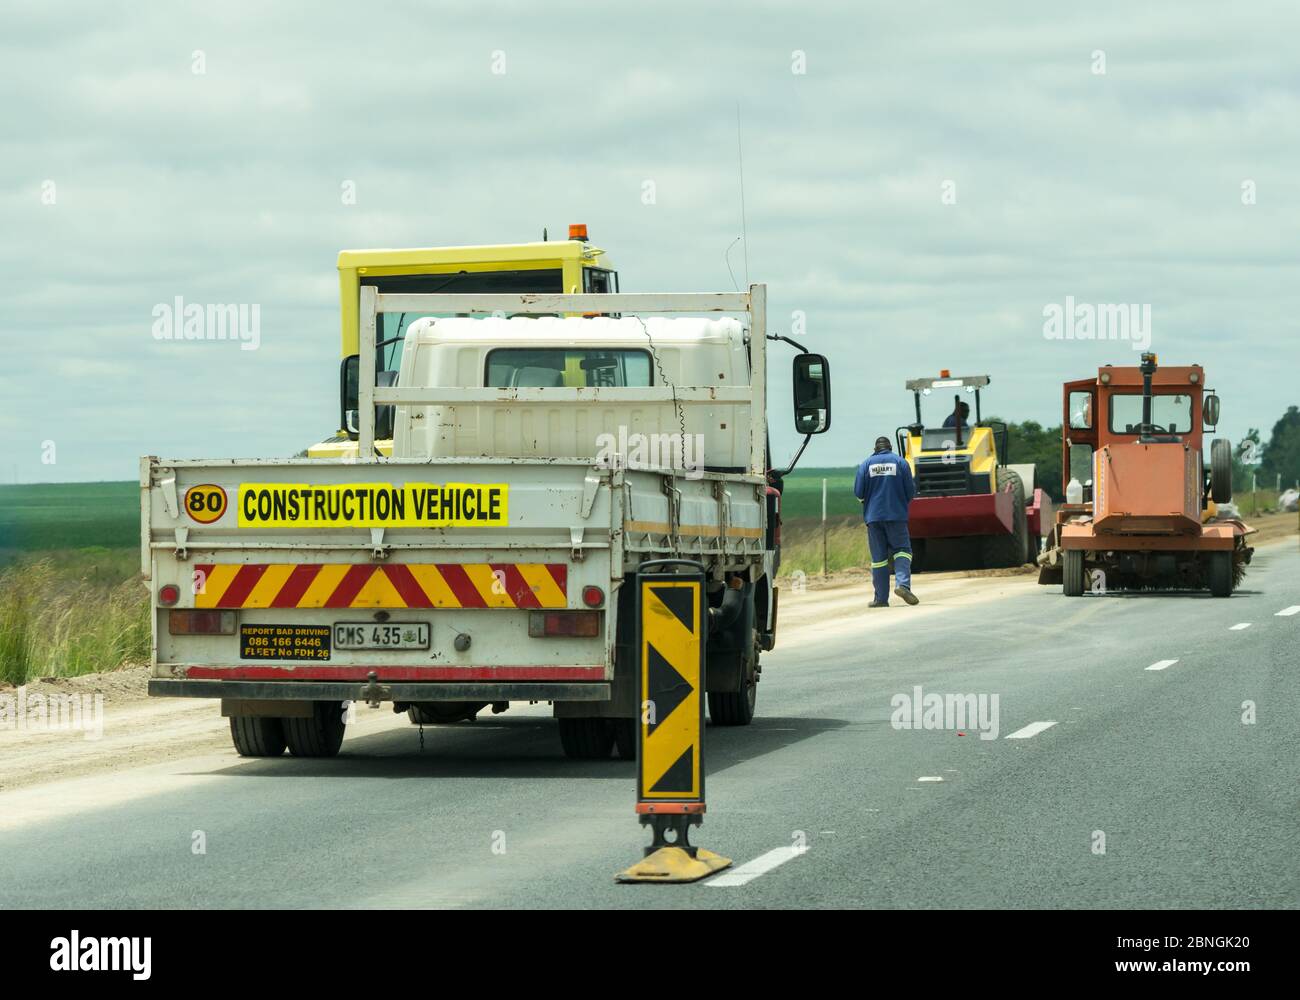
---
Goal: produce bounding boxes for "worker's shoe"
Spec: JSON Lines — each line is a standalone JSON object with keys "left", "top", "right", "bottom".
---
{"left": 868, "top": 600, "right": 888, "bottom": 608}
{"left": 894, "top": 585, "right": 920, "bottom": 606}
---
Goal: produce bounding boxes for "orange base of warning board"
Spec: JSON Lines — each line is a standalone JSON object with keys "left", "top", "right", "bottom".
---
{"left": 615, "top": 847, "right": 732, "bottom": 884}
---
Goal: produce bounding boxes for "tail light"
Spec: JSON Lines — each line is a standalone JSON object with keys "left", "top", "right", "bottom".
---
{"left": 581, "top": 585, "right": 605, "bottom": 608}
{"left": 529, "top": 611, "right": 600, "bottom": 638}
{"left": 169, "top": 610, "right": 236, "bottom": 635}
{"left": 158, "top": 584, "right": 180, "bottom": 607}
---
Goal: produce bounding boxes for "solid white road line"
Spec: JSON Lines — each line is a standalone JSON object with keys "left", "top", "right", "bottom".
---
{"left": 1229, "top": 623, "right": 1252, "bottom": 631}
{"left": 707, "top": 846, "right": 805, "bottom": 887}
{"left": 1004, "top": 721, "right": 1058, "bottom": 739}
{"left": 1145, "top": 659, "right": 1179, "bottom": 671}
{"left": 1276, "top": 606, "right": 1300, "bottom": 617}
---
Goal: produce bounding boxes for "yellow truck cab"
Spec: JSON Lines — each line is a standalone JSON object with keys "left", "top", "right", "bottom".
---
{"left": 310, "top": 226, "right": 617, "bottom": 458}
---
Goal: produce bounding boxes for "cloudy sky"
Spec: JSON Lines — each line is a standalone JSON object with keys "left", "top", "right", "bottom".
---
{"left": 2, "top": 1, "right": 1297, "bottom": 483}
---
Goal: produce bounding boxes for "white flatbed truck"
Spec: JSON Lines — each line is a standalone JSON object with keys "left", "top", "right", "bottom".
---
{"left": 142, "top": 285, "right": 832, "bottom": 759}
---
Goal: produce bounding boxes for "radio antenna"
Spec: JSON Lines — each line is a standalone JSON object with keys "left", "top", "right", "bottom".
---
{"left": 736, "top": 102, "right": 750, "bottom": 288}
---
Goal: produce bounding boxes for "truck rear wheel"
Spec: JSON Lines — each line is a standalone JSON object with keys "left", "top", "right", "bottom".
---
{"left": 707, "top": 634, "right": 758, "bottom": 726}
{"left": 283, "top": 701, "right": 347, "bottom": 758}
{"left": 229, "top": 715, "right": 286, "bottom": 757}
{"left": 981, "top": 469, "right": 1029, "bottom": 568}
{"left": 611, "top": 718, "right": 636, "bottom": 760}
{"left": 1062, "top": 549, "right": 1085, "bottom": 597}
{"left": 1208, "top": 551, "right": 1233, "bottom": 597}
{"left": 558, "top": 717, "right": 615, "bottom": 759}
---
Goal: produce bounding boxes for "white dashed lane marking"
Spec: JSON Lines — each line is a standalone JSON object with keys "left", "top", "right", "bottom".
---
{"left": 1145, "top": 659, "right": 1179, "bottom": 671}
{"left": 1229, "top": 623, "right": 1252, "bottom": 631}
{"left": 1004, "top": 721, "right": 1057, "bottom": 739}
{"left": 1276, "top": 606, "right": 1300, "bottom": 617}
{"left": 707, "top": 846, "right": 804, "bottom": 887}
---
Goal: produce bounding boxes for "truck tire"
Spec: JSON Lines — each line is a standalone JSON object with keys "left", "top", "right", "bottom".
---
{"left": 558, "top": 717, "right": 614, "bottom": 759}
{"left": 283, "top": 701, "right": 347, "bottom": 758}
{"left": 981, "top": 469, "right": 1029, "bottom": 568}
{"left": 707, "top": 632, "right": 758, "bottom": 726}
{"left": 229, "top": 715, "right": 286, "bottom": 757}
{"left": 1208, "top": 551, "right": 1233, "bottom": 597}
{"left": 1210, "top": 439, "right": 1233, "bottom": 504}
{"left": 611, "top": 718, "right": 636, "bottom": 760}
{"left": 1062, "top": 549, "right": 1085, "bottom": 597}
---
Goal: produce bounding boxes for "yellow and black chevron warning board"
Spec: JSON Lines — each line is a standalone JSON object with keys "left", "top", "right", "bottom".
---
{"left": 619, "top": 561, "right": 729, "bottom": 883}
{"left": 636, "top": 572, "right": 705, "bottom": 804}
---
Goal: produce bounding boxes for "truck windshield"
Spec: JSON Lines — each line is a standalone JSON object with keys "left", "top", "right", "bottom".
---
{"left": 1108, "top": 393, "right": 1194, "bottom": 435}
{"left": 485, "top": 349, "right": 652, "bottom": 388}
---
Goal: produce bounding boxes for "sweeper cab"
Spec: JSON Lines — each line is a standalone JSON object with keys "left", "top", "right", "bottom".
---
{"left": 1037, "top": 354, "right": 1254, "bottom": 596}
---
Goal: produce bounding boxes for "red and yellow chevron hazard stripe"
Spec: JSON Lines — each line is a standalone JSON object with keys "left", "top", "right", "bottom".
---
{"left": 192, "top": 563, "right": 568, "bottom": 610}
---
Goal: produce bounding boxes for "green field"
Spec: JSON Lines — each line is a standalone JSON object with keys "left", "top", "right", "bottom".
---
{"left": 0, "top": 483, "right": 144, "bottom": 683}
{"left": 0, "top": 474, "right": 868, "bottom": 547}
{"left": 777, "top": 467, "right": 861, "bottom": 519}
{"left": 0, "top": 481, "right": 138, "bottom": 555}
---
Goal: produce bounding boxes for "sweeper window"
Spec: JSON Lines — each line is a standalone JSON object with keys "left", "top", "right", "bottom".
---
{"left": 1109, "top": 393, "right": 1194, "bottom": 435}
{"left": 367, "top": 270, "right": 565, "bottom": 371}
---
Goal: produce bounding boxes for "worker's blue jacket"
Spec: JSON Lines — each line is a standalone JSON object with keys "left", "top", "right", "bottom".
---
{"left": 853, "top": 449, "right": 917, "bottom": 523}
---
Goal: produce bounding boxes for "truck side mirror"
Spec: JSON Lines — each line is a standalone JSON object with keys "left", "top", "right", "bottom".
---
{"left": 340, "top": 355, "right": 398, "bottom": 440}
{"left": 341, "top": 355, "right": 359, "bottom": 436}
{"left": 792, "top": 353, "right": 831, "bottom": 435}
{"left": 1203, "top": 393, "right": 1220, "bottom": 428}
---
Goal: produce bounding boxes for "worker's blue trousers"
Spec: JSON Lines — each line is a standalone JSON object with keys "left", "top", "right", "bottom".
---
{"left": 867, "top": 520, "right": 913, "bottom": 604}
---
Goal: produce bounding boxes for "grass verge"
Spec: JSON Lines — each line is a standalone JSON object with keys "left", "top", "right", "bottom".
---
{"left": 778, "top": 517, "right": 868, "bottom": 579}
{"left": 0, "top": 548, "right": 148, "bottom": 686}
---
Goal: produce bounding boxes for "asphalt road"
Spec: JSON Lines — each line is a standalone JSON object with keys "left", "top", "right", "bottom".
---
{"left": 3, "top": 544, "right": 1297, "bottom": 909}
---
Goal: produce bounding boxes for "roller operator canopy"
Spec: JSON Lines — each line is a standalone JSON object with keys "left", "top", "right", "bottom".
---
{"left": 905, "top": 374, "right": 991, "bottom": 392}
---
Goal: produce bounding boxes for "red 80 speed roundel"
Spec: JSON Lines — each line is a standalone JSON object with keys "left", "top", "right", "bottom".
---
{"left": 184, "top": 484, "right": 228, "bottom": 524}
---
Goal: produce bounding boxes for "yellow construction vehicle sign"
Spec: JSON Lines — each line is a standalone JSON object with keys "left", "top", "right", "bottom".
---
{"left": 638, "top": 576, "right": 704, "bottom": 801}
{"left": 236, "top": 483, "right": 508, "bottom": 528}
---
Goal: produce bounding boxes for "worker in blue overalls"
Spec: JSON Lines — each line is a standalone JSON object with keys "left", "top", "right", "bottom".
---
{"left": 853, "top": 436, "right": 920, "bottom": 608}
